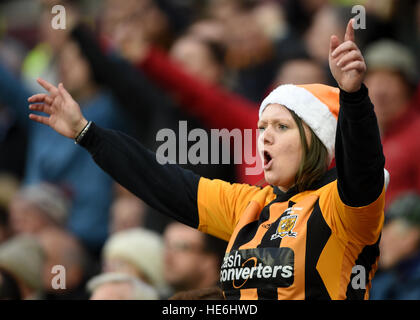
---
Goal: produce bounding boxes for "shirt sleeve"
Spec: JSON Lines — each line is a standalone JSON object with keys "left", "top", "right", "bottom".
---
{"left": 79, "top": 122, "right": 201, "bottom": 228}
{"left": 335, "top": 84, "right": 385, "bottom": 207}
{"left": 196, "top": 177, "right": 269, "bottom": 241}
{"left": 320, "top": 84, "right": 386, "bottom": 244}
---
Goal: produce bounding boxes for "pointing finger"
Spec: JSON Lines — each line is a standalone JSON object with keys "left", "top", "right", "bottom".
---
{"left": 37, "top": 78, "right": 58, "bottom": 95}
{"left": 344, "top": 19, "right": 355, "bottom": 42}
{"left": 58, "top": 83, "right": 73, "bottom": 103}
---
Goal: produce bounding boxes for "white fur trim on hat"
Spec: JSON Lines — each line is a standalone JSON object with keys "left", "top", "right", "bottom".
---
{"left": 259, "top": 84, "right": 337, "bottom": 164}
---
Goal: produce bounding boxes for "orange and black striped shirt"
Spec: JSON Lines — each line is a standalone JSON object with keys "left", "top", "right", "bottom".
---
{"left": 80, "top": 84, "right": 385, "bottom": 300}
{"left": 197, "top": 169, "right": 384, "bottom": 299}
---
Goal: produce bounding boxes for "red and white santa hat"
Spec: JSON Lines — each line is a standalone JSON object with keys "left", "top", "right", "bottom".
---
{"left": 259, "top": 83, "right": 340, "bottom": 165}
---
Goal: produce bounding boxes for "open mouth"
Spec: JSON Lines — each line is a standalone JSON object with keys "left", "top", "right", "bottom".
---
{"left": 263, "top": 150, "right": 273, "bottom": 169}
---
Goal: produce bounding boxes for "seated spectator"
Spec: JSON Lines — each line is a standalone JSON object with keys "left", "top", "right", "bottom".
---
{"left": 37, "top": 227, "right": 92, "bottom": 300}
{"left": 87, "top": 272, "right": 158, "bottom": 300}
{"left": 303, "top": 4, "right": 349, "bottom": 85}
{"left": 8, "top": 183, "right": 69, "bottom": 235}
{"left": 109, "top": 195, "right": 146, "bottom": 235}
{"left": 102, "top": 228, "right": 168, "bottom": 297}
{"left": 272, "top": 57, "right": 328, "bottom": 87}
{"left": 364, "top": 39, "right": 420, "bottom": 208}
{"left": 169, "top": 35, "right": 226, "bottom": 86}
{"left": 370, "top": 193, "right": 420, "bottom": 300}
{"left": 163, "top": 222, "right": 226, "bottom": 295}
{"left": 0, "top": 36, "right": 129, "bottom": 253}
{"left": 0, "top": 234, "right": 45, "bottom": 299}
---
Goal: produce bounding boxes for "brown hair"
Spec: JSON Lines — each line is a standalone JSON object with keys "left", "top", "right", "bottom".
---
{"left": 289, "top": 110, "right": 329, "bottom": 192}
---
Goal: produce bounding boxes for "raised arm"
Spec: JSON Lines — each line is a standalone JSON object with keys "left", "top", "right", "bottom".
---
{"left": 28, "top": 79, "right": 201, "bottom": 227}
{"left": 329, "top": 19, "right": 385, "bottom": 207}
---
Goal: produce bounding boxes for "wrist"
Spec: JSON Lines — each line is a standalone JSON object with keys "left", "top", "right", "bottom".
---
{"left": 339, "top": 83, "right": 368, "bottom": 103}
{"left": 74, "top": 118, "right": 88, "bottom": 139}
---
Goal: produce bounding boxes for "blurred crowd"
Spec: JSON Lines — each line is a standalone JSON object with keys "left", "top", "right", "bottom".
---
{"left": 0, "top": 0, "right": 419, "bottom": 300}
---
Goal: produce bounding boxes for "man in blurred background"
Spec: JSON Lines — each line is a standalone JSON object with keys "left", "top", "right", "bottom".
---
{"left": 364, "top": 39, "right": 420, "bottom": 209}
{"left": 109, "top": 193, "right": 146, "bottom": 235}
{"left": 101, "top": 227, "right": 169, "bottom": 298}
{"left": 87, "top": 272, "right": 158, "bottom": 300}
{"left": 37, "top": 227, "right": 92, "bottom": 299}
{"left": 8, "top": 183, "right": 69, "bottom": 235}
{"left": 0, "top": 234, "right": 45, "bottom": 299}
{"left": 163, "top": 222, "right": 226, "bottom": 297}
{"left": 0, "top": 2, "right": 129, "bottom": 255}
{"left": 370, "top": 193, "right": 420, "bottom": 300}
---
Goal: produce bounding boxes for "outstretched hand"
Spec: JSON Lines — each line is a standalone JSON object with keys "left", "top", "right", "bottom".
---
{"left": 329, "top": 19, "right": 366, "bottom": 93}
{"left": 28, "top": 78, "right": 88, "bottom": 139}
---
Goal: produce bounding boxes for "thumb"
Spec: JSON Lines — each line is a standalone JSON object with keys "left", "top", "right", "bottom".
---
{"left": 329, "top": 35, "right": 340, "bottom": 56}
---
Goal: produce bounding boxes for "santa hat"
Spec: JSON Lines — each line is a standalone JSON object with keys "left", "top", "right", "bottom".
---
{"left": 259, "top": 83, "right": 339, "bottom": 165}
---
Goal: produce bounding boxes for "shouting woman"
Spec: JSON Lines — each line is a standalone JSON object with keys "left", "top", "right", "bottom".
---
{"left": 28, "top": 20, "right": 386, "bottom": 300}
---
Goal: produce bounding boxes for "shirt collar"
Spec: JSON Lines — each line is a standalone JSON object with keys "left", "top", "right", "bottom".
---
{"left": 272, "top": 168, "right": 337, "bottom": 202}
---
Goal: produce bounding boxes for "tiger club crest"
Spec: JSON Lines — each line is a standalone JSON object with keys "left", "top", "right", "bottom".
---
{"left": 271, "top": 209, "right": 298, "bottom": 240}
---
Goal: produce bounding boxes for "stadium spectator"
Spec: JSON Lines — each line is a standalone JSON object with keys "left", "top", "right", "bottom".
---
{"left": 169, "top": 35, "right": 226, "bottom": 86}
{"left": 370, "top": 193, "right": 420, "bottom": 300}
{"left": 8, "top": 183, "right": 69, "bottom": 235}
{"left": 109, "top": 195, "right": 146, "bottom": 235}
{"left": 0, "top": 234, "right": 45, "bottom": 299}
{"left": 101, "top": 228, "right": 169, "bottom": 297}
{"left": 163, "top": 222, "right": 226, "bottom": 295}
{"left": 37, "top": 227, "right": 92, "bottom": 300}
{"left": 87, "top": 272, "right": 158, "bottom": 300}
{"left": 364, "top": 39, "right": 420, "bottom": 208}
{"left": 0, "top": 36, "right": 128, "bottom": 253}
{"left": 272, "top": 57, "right": 328, "bottom": 88}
